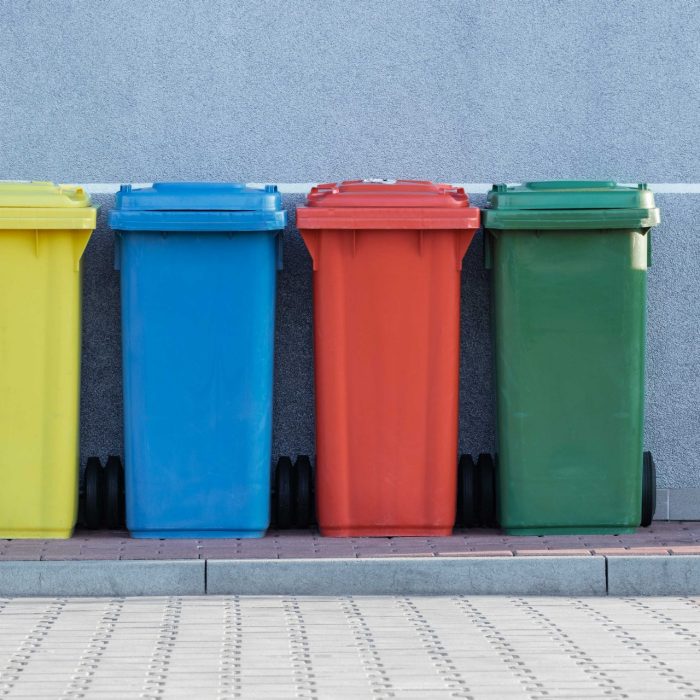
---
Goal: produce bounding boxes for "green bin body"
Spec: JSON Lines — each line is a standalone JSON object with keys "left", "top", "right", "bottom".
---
{"left": 483, "top": 181, "right": 661, "bottom": 535}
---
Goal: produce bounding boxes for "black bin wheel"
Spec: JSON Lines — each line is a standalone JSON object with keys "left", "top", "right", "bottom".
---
{"left": 457, "top": 455, "right": 477, "bottom": 528}
{"left": 293, "top": 455, "right": 314, "bottom": 529}
{"left": 104, "top": 456, "right": 125, "bottom": 530}
{"left": 641, "top": 451, "right": 656, "bottom": 527}
{"left": 84, "top": 457, "right": 103, "bottom": 530}
{"left": 476, "top": 453, "right": 497, "bottom": 528}
{"left": 274, "top": 457, "right": 294, "bottom": 529}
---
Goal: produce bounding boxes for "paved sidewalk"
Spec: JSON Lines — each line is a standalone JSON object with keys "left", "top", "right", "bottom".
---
{"left": 0, "top": 595, "right": 699, "bottom": 699}
{"left": 2, "top": 522, "right": 699, "bottom": 561}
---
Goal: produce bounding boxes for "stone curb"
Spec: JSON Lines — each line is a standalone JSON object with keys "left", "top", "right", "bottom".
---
{"left": 0, "top": 560, "right": 205, "bottom": 597}
{"left": 1, "top": 556, "right": 698, "bottom": 597}
{"left": 607, "top": 555, "right": 700, "bottom": 596}
{"left": 206, "top": 557, "right": 607, "bottom": 596}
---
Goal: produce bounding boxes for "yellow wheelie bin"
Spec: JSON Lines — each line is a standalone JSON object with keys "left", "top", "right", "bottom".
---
{"left": 0, "top": 182, "right": 96, "bottom": 538}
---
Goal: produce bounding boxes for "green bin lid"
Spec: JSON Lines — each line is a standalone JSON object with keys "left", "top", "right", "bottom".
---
{"left": 483, "top": 181, "right": 660, "bottom": 230}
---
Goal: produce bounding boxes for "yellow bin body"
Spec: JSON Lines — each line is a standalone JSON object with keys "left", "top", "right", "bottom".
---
{"left": 0, "top": 182, "right": 96, "bottom": 538}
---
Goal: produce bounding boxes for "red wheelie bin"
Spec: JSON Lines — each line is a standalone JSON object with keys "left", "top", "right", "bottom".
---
{"left": 297, "top": 180, "right": 480, "bottom": 536}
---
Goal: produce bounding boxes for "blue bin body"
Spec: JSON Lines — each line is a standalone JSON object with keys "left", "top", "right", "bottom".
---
{"left": 109, "top": 183, "right": 286, "bottom": 538}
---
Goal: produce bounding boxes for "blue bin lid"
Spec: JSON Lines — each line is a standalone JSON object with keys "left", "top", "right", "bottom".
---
{"left": 109, "top": 182, "right": 287, "bottom": 231}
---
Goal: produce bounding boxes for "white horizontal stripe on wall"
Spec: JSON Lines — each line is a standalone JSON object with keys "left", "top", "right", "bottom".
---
{"left": 2, "top": 182, "right": 697, "bottom": 195}
{"left": 70, "top": 183, "right": 700, "bottom": 195}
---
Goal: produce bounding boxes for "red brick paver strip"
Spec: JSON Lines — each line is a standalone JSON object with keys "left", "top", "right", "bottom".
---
{"left": 514, "top": 549, "right": 593, "bottom": 556}
{"left": 1, "top": 522, "right": 700, "bottom": 561}
{"left": 669, "top": 546, "right": 700, "bottom": 555}
{"left": 445, "top": 550, "right": 514, "bottom": 557}
{"left": 592, "top": 547, "right": 672, "bottom": 556}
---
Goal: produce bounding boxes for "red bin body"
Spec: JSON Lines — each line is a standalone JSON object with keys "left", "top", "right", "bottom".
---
{"left": 297, "top": 180, "right": 480, "bottom": 536}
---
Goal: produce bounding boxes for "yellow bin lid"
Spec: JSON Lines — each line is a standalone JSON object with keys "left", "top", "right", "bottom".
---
{"left": 0, "top": 181, "right": 97, "bottom": 229}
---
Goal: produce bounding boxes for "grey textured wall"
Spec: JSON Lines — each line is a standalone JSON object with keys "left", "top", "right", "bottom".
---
{"left": 646, "top": 195, "right": 700, "bottom": 488}
{"left": 1, "top": 0, "right": 699, "bottom": 181}
{"left": 1, "top": 1, "right": 699, "bottom": 489}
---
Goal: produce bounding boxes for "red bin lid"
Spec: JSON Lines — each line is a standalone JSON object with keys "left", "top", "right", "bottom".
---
{"left": 297, "top": 179, "right": 480, "bottom": 229}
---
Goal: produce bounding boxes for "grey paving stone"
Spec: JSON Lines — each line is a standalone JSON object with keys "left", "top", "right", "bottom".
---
{"left": 654, "top": 488, "right": 670, "bottom": 520}
{"left": 206, "top": 556, "right": 606, "bottom": 596}
{"left": 669, "top": 488, "right": 700, "bottom": 520}
{"left": 0, "top": 560, "right": 205, "bottom": 597}
{"left": 607, "top": 555, "right": 700, "bottom": 595}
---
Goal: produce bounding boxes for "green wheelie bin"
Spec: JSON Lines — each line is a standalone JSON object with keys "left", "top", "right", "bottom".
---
{"left": 482, "top": 181, "right": 661, "bottom": 535}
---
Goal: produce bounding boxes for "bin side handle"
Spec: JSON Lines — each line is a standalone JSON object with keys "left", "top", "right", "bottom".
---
{"left": 483, "top": 230, "right": 493, "bottom": 270}
{"left": 455, "top": 230, "right": 475, "bottom": 271}
{"left": 646, "top": 229, "right": 652, "bottom": 268}
{"left": 114, "top": 233, "right": 121, "bottom": 271}
{"left": 300, "top": 230, "right": 319, "bottom": 271}
{"left": 73, "top": 231, "right": 92, "bottom": 271}
{"left": 276, "top": 231, "right": 284, "bottom": 271}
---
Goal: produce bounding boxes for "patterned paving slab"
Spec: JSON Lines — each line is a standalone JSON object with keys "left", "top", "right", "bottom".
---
{"left": 0, "top": 595, "right": 699, "bottom": 699}
{"left": 1, "top": 522, "right": 699, "bottom": 561}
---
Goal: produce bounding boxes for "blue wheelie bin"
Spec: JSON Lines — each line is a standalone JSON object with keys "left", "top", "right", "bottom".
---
{"left": 109, "top": 183, "right": 286, "bottom": 538}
